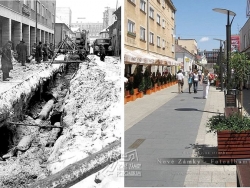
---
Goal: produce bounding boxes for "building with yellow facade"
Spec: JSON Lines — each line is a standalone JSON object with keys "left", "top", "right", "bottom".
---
{"left": 124, "top": 0, "right": 180, "bottom": 75}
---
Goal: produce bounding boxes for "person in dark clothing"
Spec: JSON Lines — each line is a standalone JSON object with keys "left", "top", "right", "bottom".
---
{"left": 48, "top": 43, "right": 54, "bottom": 59}
{"left": 19, "top": 40, "right": 27, "bottom": 66}
{"left": 99, "top": 44, "right": 106, "bottom": 62}
{"left": 1, "top": 41, "right": 13, "bottom": 81}
{"left": 35, "top": 42, "right": 43, "bottom": 63}
{"left": 16, "top": 41, "right": 21, "bottom": 63}
{"left": 42, "top": 43, "right": 49, "bottom": 61}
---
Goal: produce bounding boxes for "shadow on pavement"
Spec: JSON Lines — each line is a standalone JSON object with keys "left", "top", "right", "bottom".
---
{"left": 187, "top": 144, "right": 223, "bottom": 165}
{"left": 174, "top": 108, "right": 223, "bottom": 115}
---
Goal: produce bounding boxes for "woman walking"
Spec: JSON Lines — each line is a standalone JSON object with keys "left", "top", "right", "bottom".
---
{"left": 201, "top": 69, "right": 210, "bottom": 99}
{"left": 1, "top": 41, "right": 13, "bottom": 81}
{"left": 193, "top": 70, "right": 199, "bottom": 93}
{"left": 188, "top": 73, "right": 193, "bottom": 93}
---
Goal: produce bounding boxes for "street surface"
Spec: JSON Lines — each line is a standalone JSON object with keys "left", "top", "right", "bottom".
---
{"left": 124, "top": 78, "right": 242, "bottom": 187}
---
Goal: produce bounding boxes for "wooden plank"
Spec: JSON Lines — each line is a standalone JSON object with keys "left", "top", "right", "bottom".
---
{"left": 218, "top": 141, "right": 250, "bottom": 145}
{"left": 29, "top": 140, "right": 121, "bottom": 188}
{"left": 217, "top": 137, "right": 250, "bottom": 141}
{"left": 218, "top": 150, "right": 250, "bottom": 155}
{"left": 218, "top": 133, "right": 250, "bottom": 137}
{"left": 218, "top": 144, "right": 250, "bottom": 150}
{"left": 218, "top": 154, "right": 250, "bottom": 159}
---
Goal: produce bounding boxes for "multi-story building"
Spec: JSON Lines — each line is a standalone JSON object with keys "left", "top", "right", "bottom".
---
{"left": 103, "top": 8, "right": 116, "bottom": 29}
{"left": 124, "top": 0, "right": 177, "bottom": 74}
{"left": 198, "top": 49, "right": 222, "bottom": 70}
{"left": 175, "top": 38, "right": 197, "bottom": 56}
{"left": 70, "top": 22, "right": 103, "bottom": 39}
{"left": 108, "top": 6, "right": 121, "bottom": 56}
{"left": 240, "top": 19, "right": 250, "bottom": 54}
{"left": 0, "top": 0, "right": 56, "bottom": 55}
{"left": 56, "top": 7, "right": 72, "bottom": 28}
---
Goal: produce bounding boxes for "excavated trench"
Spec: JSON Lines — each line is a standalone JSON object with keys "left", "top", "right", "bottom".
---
{"left": 0, "top": 60, "right": 81, "bottom": 188}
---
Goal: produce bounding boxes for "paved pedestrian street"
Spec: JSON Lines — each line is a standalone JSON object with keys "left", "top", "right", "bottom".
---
{"left": 124, "top": 79, "right": 238, "bottom": 187}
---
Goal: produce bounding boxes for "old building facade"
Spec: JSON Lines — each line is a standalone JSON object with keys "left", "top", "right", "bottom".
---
{"left": 0, "top": 0, "right": 56, "bottom": 55}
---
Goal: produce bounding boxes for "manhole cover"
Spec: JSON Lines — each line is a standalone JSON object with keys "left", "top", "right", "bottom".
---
{"left": 128, "top": 139, "right": 145, "bottom": 149}
{"left": 180, "top": 99, "right": 185, "bottom": 101}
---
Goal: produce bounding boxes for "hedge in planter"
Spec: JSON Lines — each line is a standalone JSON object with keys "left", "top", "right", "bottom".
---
{"left": 207, "top": 113, "right": 250, "bottom": 159}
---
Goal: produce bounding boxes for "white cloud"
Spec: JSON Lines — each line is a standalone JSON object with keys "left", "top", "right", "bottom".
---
{"left": 200, "top": 37, "right": 209, "bottom": 42}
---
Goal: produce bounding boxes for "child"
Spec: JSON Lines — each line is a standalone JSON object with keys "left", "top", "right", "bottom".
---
{"left": 188, "top": 73, "right": 193, "bottom": 93}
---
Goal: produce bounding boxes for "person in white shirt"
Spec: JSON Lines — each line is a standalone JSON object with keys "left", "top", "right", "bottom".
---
{"left": 198, "top": 69, "right": 202, "bottom": 81}
{"left": 200, "top": 69, "right": 210, "bottom": 99}
{"left": 176, "top": 69, "right": 184, "bottom": 93}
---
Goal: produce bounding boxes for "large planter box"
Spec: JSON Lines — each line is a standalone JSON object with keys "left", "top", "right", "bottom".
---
{"left": 217, "top": 130, "right": 250, "bottom": 159}
{"left": 146, "top": 89, "right": 152, "bottom": 95}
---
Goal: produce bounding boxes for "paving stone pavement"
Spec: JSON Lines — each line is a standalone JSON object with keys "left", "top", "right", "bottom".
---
{"left": 124, "top": 81, "right": 239, "bottom": 187}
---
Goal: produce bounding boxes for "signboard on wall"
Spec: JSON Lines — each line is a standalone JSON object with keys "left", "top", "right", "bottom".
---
{"left": 231, "top": 35, "right": 240, "bottom": 52}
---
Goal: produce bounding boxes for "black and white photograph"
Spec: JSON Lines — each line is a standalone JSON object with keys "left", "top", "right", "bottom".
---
{"left": 0, "top": 0, "right": 122, "bottom": 187}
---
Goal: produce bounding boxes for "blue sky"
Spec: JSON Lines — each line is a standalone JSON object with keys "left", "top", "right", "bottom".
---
{"left": 173, "top": 0, "right": 249, "bottom": 51}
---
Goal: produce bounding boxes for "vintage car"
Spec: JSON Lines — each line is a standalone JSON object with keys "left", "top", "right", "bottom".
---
{"left": 93, "top": 38, "right": 113, "bottom": 56}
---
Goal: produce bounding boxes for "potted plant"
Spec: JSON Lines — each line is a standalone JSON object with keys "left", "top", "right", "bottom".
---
{"left": 144, "top": 68, "right": 152, "bottom": 94}
{"left": 207, "top": 113, "right": 250, "bottom": 159}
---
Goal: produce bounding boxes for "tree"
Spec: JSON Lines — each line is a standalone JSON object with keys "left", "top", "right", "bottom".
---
{"left": 229, "top": 52, "right": 250, "bottom": 117}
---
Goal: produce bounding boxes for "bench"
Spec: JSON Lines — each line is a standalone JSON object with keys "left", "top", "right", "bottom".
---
{"left": 236, "top": 159, "right": 250, "bottom": 187}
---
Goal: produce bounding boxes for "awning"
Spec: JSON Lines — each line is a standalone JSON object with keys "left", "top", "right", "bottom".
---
{"left": 124, "top": 48, "right": 180, "bottom": 66}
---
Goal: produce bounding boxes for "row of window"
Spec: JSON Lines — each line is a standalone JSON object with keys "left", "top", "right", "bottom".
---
{"left": 128, "top": 19, "right": 173, "bottom": 48}
{"left": 71, "top": 25, "right": 103, "bottom": 29}
{"left": 139, "top": 0, "right": 175, "bottom": 19}
{"left": 23, "top": 0, "right": 55, "bottom": 22}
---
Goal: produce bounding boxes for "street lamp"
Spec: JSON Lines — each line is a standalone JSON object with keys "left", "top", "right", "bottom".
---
{"left": 212, "top": 8, "right": 236, "bottom": 91}
{"left": 213, "top": 38, "right": 224, "bottom": 91}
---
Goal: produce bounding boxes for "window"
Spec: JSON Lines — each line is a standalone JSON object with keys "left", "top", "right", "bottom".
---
{"left": 42, "top": 5, "right": 45, "bottom": 17}
{"left": 37, "top": 1, "right": 40, "bottom": 14}
{"left": 31, "top": 0, "right": 35, "bottom": 10}
{"left": 157, "top": 14, "right": 160, "bottom": 24}
{"left": 128, "top": 19, "right": 135, "bottom": 33}
{"left": 140, "top": 0, "right": 146, "bottom": 12}
{"left": 162, "top": 39, "right": 166, "bottom": 48}
{"left": 172, "top": 28, "right": 174, "bottom": 35}
{"left": 149, "top": 32, "right": 154, "bottom": 44}
{"left": 157, "top": 36, "right": 160, "bottom": 47}
{"left": 172, "top": 10, "right": 175, "bottom": 19}
{"left": 162, "top": 19, "right": 165, "bottom": 28}
{"left": 172, "top": 44, "right": 175, "bottom": 52}
{"left": 149, "top": 7, "right": 154, "bottom": 19}
{"left": 140, "top": 27, "right": 146, "bottom": 40}
{"left": 162, "top": 0, "right": 166, "bottom": 8}
{"left": 245, "top": 34, "right": 247, "bottom": 49}
{"left": 129, "top": 0, "right": 136, "bottom": 4}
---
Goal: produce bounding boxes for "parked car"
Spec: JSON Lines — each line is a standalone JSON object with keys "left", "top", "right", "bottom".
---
{"left": 93, "top": 38, "right": 113, "bottom": 56}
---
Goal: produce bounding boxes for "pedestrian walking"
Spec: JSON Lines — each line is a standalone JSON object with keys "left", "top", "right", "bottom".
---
{"left": 48, "top": 43, "right": 54, "bottom": 59}
{"left": 201, "top": 69, "right": 210, "bottom": 99}
{"left": 193, "top": 70, "right": 199, "bottom": 93}
{"left": 1, "top": 41, "right": 13, "bottom": 81}
{"left": 42, "top": 43, "right": 49, "bottom": 61}
{"left": 16, "top": 41, "right": 21, "bottom": 63}
{"left": 198, "top": 69, "right": 202, "bottom": 81}
{"left": 188, "top": 73, "right": 193, "bottom": 93}
{"left": 19, "top": 40, "right": 27, "bottom": 66}
{"left": 176, "top": 69, "right": 184, "bottom": 93}
{"left": 35, "top": 42, "right": 43, "bottom": 63}
{"left": 100, "top": 44, "right": 106, "bottom": 62}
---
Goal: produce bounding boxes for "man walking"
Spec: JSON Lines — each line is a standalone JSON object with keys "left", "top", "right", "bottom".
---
{"left": 35, "top": 42, "right": 43, "bottom": 63}
{"left": 16, "top": 41, "right": 21, "bottom": 63}
{"left": 19, "top": 40, "right": 27, "bottom": 66}
{"left": 176, "top": 69, "right": 184, "bottom": 93}
{"left": 198, "top": 69, "right": 202, "bottom": 81}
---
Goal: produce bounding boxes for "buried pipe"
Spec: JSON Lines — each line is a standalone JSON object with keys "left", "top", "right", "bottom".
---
{"left": 29, "top": 140, "right": 121, "bottom": 188}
